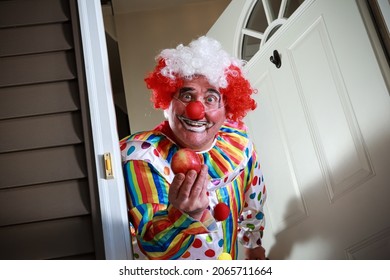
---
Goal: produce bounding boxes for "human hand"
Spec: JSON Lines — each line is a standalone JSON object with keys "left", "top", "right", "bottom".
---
{"left": 168, "top": 164, "right": 209, "bottom": 220}
{"left": 244, "top": 246, "right": 267, "bottom": 260}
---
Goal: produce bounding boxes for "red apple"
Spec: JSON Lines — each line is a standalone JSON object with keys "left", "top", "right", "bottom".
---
{"left": 186, "top": 101, "right": 205, "bottom": 120}
{"left": 171, "top": 148, "right": 201, "bottom": 174}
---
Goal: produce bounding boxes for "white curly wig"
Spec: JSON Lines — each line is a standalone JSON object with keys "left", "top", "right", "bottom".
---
{"left": 158, "top": 36, "right": 245, "bottom": 89}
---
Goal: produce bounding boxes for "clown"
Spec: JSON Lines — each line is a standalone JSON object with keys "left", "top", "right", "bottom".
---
{"left": 120, "top": 36, "right": 267, "bottom": 260}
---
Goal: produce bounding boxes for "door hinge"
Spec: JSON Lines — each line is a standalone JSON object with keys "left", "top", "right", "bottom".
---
{"left": 103, "top": 152, "right": 114, "bottom": 179}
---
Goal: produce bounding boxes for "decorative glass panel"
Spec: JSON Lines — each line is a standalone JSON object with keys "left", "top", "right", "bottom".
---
{"left": 242, "top": 35, "right": 262, "bottom": 61}
{"left": 284, "top": 0, "right": 305, "bottom": 18}
{"left": 246, "top": 1, "right": 268, "bottom": 34}
{"left": 241, "top": 0, "right": 306, "bottom": 60}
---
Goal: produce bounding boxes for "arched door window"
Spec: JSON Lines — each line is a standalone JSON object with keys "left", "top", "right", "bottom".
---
{"left": 241, "top": 0, "right": 306, "bottom": 61}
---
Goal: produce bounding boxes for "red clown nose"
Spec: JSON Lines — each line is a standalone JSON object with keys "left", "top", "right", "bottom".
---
{"left": 186, "top": 101, "right": 205, "bottom": 120}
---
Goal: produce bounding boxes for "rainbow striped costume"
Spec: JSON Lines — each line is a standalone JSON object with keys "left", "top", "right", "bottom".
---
{"left": 120, "top": 120, "right": 266, "bottom": 260}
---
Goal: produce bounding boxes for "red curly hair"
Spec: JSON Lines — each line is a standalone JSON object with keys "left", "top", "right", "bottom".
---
{"left": 145, "top": 58, "right": 257, "bottom": 122}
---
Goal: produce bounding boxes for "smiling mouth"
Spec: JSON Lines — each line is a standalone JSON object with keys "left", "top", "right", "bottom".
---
{"left": 178, "top": 115, "right": 214, "bottom": 132}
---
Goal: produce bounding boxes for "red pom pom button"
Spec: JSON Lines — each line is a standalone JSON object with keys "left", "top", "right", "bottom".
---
{"left": 214, "top": 202, "right": 230, "bottom": 221}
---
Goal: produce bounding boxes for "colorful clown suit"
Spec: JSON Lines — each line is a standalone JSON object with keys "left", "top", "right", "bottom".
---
{"left": 120, "top": 120, "right": 266, "bottom": 260}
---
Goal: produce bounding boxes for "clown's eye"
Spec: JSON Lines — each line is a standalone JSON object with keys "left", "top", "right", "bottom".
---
{"left": 205, "top": 94, "right": 219, "bottom": 104}
{"left": 179, "top": 93, "right": 193, "bottom": 103}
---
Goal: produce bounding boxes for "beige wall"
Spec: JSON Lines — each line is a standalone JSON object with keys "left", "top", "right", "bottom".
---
{"left": 106, "top": 0, "right": 230, "bottom": 134}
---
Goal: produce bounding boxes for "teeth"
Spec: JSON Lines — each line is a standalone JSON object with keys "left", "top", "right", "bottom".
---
{"left": 178, "top": 116, "right": 213, "bottom": 132}
{"left": 186, "top": 119, "right": 204, "bottom": 126}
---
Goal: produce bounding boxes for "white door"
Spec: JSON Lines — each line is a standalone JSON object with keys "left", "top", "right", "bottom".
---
{"left": 208, "top": 0, "right": 390, "bottom": 259}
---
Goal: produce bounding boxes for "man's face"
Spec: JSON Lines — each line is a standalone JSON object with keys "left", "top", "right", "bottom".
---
{"left": 165, "top": 75, "right": 226, "bottom": 151}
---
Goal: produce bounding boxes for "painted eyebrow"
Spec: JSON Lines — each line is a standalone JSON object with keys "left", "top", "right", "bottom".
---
{"left": 179, "top": 87, "right": 194, "bottom": 94}
{"left": 207, "top": 88, "right": 221, "bottom": 95}
{"left": 178, "top": 87, "right": 221, "bottom": 95}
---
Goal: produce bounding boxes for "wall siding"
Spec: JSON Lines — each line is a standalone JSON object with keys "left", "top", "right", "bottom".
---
{"left": 0, "top": 0, "right": 104, "bottom": 259}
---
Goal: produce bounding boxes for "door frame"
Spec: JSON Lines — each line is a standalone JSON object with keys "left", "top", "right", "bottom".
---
{"left": 77, "top": 0, "right": 132, "bottom": 260}
{"left": 367, "top": 0, "right": 390, "bottom": 63}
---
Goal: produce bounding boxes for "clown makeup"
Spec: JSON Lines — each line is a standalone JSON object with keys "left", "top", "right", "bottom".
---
{"left": 174, "top": 87, "right": 224, "bottom": 112}
{"left": 165, "top": 76, "right": 226, "bottom": 151}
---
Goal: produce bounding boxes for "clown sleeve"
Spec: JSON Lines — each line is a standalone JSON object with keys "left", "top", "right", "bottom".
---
{"left": 237, "top": 144, "right": 267, "bottom": 248}
{"left": 123, "top": 159, "right": 216, "bottom": 259}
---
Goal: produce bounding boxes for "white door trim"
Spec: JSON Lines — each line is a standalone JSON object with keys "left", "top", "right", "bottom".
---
{"left": 77, "top": 0, "right": 132, "bottom": 260}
